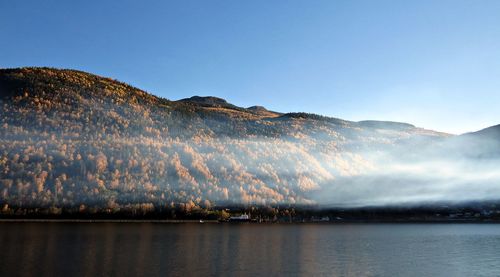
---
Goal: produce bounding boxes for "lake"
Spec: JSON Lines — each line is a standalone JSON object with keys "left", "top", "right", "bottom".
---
{"left": 1, "top": 223, "right": 500, "bottom": 276}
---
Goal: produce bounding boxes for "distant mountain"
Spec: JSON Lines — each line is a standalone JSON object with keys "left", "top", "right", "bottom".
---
{"left": 464, "top": 124, "right": 500, "bottom": 139}
{"left": 247, "top": 105, "right": 282, "bottom": 117}
{"left": 0, "top": 67, "right": 497, "bottom": 215}
{"left": 358, "top": 120, "right": 415, "bottom": 130}
{"left": 246, "top": 105, "right": 268, "bottom": 112}
{"left": 178, "top": 96, "right": 237, "bottom": 108}
{"left": 447, "top": 124, "right": 500, "bottom": 159}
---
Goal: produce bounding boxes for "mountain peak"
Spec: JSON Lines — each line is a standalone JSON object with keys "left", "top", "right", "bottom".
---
{"left": 177, "top": 96, "right": 229, "bottom": 106}
{"left": 246, "top": 105, "right": 282, "bottom": 118}
{"left": 247, "top": 105, "right": 267, "bottom": 112}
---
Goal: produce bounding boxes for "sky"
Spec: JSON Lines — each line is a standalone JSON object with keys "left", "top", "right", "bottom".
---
{"left": 1, "top": 1, "right": 500, "bottom": 134}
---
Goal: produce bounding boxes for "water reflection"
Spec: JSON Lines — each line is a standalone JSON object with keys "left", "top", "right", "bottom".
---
{"left": 1, "top": 223, "right": 500, "bottom": 276}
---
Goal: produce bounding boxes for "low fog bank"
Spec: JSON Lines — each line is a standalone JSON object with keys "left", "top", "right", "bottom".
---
{"left": 313, "top": 159, "right": 500, "bottom": 208}
{"left": 311, "top": 129, "right": 500, "bottom": 207}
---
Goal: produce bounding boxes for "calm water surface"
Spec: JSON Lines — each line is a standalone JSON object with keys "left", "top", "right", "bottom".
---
{"left": 1, "top": 223, "right": 500, "bottom": 276}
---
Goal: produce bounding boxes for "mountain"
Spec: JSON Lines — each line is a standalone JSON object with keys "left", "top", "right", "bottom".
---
{"left": 468, "top": 124, "right": 500, "bottom": 137}
{"left": 447, "top": 124, "right": 500, "bottom": 159}
{"left": 178, "top": 96, "right": 238, "bottom": 109}
{"left": 247, "top": 105, "right": 282, "bottom": 117}
{"left": 0, "top": 67, "right": 495, "bottom": 216}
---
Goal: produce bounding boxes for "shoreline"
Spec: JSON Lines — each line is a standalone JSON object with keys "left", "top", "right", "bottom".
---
{"left": 0, "top": 219, "right": 219, "bottom": 223}
{"left": 1, "top": 218, "right": 499, "bottom": 224}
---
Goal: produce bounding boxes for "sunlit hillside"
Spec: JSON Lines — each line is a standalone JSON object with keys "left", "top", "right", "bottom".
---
{"left": 0, "top": 67, "right": 472, "bottom": 216}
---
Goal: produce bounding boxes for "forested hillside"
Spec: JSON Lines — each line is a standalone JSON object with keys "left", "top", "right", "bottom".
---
{"left": 0, "top": 67, "right": 455, "bottom": 216}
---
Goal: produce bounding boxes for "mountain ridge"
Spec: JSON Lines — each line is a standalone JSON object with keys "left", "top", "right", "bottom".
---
{"left": 0, "top": 67, "right": 497, "bottom": 135}
{"left": 0, "top": 67, "right": 453, "bottom": 134}
{"left": 0, "top": 67, "right": 498, "bottom": 214}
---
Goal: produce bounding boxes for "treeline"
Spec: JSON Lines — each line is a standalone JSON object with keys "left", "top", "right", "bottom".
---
{"left": 3, "top": 203, "right": 500, "bottom": 222}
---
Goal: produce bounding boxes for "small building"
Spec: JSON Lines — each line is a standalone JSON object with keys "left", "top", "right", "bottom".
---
{"left": 229, "top": 214, "right": 250, "bottom": 222}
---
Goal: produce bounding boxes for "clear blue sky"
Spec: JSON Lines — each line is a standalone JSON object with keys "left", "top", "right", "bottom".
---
{"left": 1, "top": 0, "right": 500, "bottom": 134}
